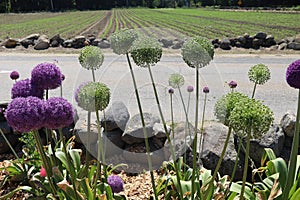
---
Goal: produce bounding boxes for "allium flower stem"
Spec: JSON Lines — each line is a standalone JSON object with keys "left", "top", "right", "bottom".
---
{"left": 60, "top": 85, "right": 63, "bottom": 97}
{"left": 191, "top": 67, "right": 199, "bottom": 199}
{"left": 33, "top": 130, "right": 57, "bottom": 194}
{"left": 85, "top": 111, "right": 91, "bottom": 165}
{"left": 92, "top": 68, "right": 96, "bottom": 82}
{"left": 251, "top": 81, "right": 258, "bottom": 99}
{"left": 199, "top": 93, "right": 207, "bottom": 159}
{"left": 0, "top": 129, "right": 19, "bottom": 159}
{"left": 147, "top": 65, "right": 183, "bottom": 200}
{"left": 169, "top": 93, "right": 174, "bottom": 138}
{"left": 205, "top": 127, "right": 232, "bottom": 200}
{"left": 282, "top": 90, "right": 300, "bottom": 199}
{"left": 59, "top": 129, "right": 80, "bottom": 200}
{"left": 126, "top": 53, "right": 159, "bottom": 200}
{"left": 240, "top": 128, "right": 252, "bottom": 200}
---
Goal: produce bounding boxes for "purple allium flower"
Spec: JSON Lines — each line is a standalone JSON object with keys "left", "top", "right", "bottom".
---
{"left": 286, "top": 59, "right": 300, "bottom": 89}
{"left": 107, "top": 175, "right": 124, "bottom": 193}
{"left": 45, "top": 97, "right": 74, "bottom": 129}
{"left": 5, "top": 97, "right": 46, "bottom": 132}
{"left": 31, "top": 62, "right": 62, "bottom": 90}
{"left": 228, "top": 80, "right": 237, "bottom": 89}
{"left": 168, "top": 88, "right": 174, "bottom": 94}
{"left": 187, "top": 85, "right": 194, "bottom": 92}
{"left": 61, "top": 74, "right": 65, "bottom": 81}
{"left": 74, "top": 82, "right": 89, "bottom": 103}
{"left": 11, "top": 79, "right": 44, "bottom": 99}
{"left": 10, "top": 71, "right": 19, "bottom": 80}
{"left": 203, "top": 86, "right": 209, "bottom": 93}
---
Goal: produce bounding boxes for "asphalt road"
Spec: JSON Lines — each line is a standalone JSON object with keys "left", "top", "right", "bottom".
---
{"left": 0, "top": 53, "right": 299, "bottom": 124}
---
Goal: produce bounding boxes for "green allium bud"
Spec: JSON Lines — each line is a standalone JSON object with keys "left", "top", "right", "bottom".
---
{"left": 110, "top": 29, "right": 138, "bottom": 55}
{"left": 229, "top": 98, "right": 274, "bottom": 138}
{"left": 79, "top": 46, "right": 104, "bottom": 70}
{"left": 181, "top": 36, "right": 214, "bottom": 68}
{"left": 248, "top": 64, "right": 271, "bottom": 85}
{"left": 168, "top": 73, "right": 185, "bottom": 88}
{"left": 214, "top": 92, "right": 248, "bottom": 126}
{"left": 77, "top": 82, "right": 110, "bottom": 112}
{"left": 130, "top": 36, "right": 162, "bottom": 67}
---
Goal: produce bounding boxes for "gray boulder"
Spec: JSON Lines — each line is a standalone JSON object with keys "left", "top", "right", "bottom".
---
{"left": 98, "top": 39, "right": 110, "bottom": 48}
{"left": 122, "top": 113, "right": 160, "bottom": 145}
{"left": 24, "top": 33, "right": 40, "bottom": 41}
{"left": 263, "top": 35, "right": 276, "bottom": 47}
{"left": 278, "top": 43, "right": 287, "bottom": 50}
{"left": 91, "top": 38, "right": 101, "bottom": 46}
{"left": 280, "top": 111, "right": 296, "bottom": 137}
{"left": 50, "top": 34, "right": 64, "bottom": 47}
{"left": 72, "top": 36, "right": 86, "bottom": 48}
{"left": 20, "top": 39, "right": 34, "bottom": 48}
{"left": 101, "top": 101, "right": 130, "bottom": 131}
{"left": 0, "top": 133, "right": 20, "bottom": 154}
{"left": 220, "top": 38, "right": 231, "bottom": 50}
{"left": 252, "top": 38, "right": 263, "bottom": 49}
{"left": 62, "top": 39, "right": 73, "bottom": 48}
{"left": 287, "top": 42, "right": 300, "bottom": 50}
{"left": 34, "top": 35, "right": 50, "bottom": 50}
{"left": 160, "top": 38, "right": 174, "bottom": 48}
{"left": 75, "top": 122, "right": 99, "bottom": 145}
{"left": 201, "top": 121, "right": 243, "bottom": 180}
{"left": 236, "top": 124, "right": 285, "bottom": 166}
{"left": 172, "top": 39, "right": 184, "bottom": 49}
{"left": 153, "top": 123, "right": 170, "bottom": 138}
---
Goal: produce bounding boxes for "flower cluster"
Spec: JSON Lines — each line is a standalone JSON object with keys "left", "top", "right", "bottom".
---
{"left": 78, "top": 46, "right": 104, "bottom": 70}
{"left": 5, "top": 96, "right": 74, "bottom": 132}
{"left": 203, "top": 86, "right": 209, "bottom": 93}
{"left": 248, "top": 63, "right": 271, "bottom": 85}
{"left": 229, "top": 98, "right": 274, "bottom": 138}
{"left": 11, "top": 78, "right": 44, "bottom": 99}
{"left": 75, "top": 82, "right": 110, "bottom": 112}
{"left": 131, "top": 36, "right": 162, "bottom": 67}
{"left": 286, "top": 59, "right": 300, "bottom": 89}
{"left": 10, "top": 71, "right": 19, "bottom": 80}
{"left": 107, "top": 175, "right": 124, "bottom": 193}
{"left": 31, "top": 62, "right": 62, "bottom": 90}
{"left": 228, "top": 80, "right": 237, "bottom": 89}
{"left": 214, "top": 92, "right": 248, "bottom": 126}
{"left": 168, "top": 73, "right": 185, "bottom": 88}
{"left": 187, "top": 85, "right": 194, "bottom": 92}
{"left": 181, "top": 36, "right": 214, "bottom": 68}
{"left": 110, "top": 28, "right": 138, "bottom": 55}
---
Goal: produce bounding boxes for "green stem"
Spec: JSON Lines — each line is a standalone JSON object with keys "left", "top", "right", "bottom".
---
{"left": 59, "top": 129, "right": 80, "bottom": 200}
{"left": 170, "top": 94, "right": 174, "bottom": 139}
{"left": 199, "top": 93, "right": 207, "bottom": 159}
{"left": 60, "top": 85, "right": 63, "bottom": 97}
{"left": 282, "top": 89, "right": 300, "bottom": 199}
{"left": 251, "top": 82, "right": 257, "bottom": 99}
{"left": 240, "top": 129, "right": 251, "bottom": 200}
{"left": 92, "top": 68, "right": 96, "bottom": 82}
{"left": 85, "top": 111, "right": 91, "bottom": 165}
{"left": 204, "top": 127, "right": 232, "bottom": 200}
{"left": 126, "top": 53, "right": 159, "bottom": 200}
{"left": 33, "top": 130, "right": 57, "bottom": 195}
{"left": 0, "top": 129, "right": 19, "bottom": 159}
{"left": 191, "top": 67, "right": 200, "bottom": 199}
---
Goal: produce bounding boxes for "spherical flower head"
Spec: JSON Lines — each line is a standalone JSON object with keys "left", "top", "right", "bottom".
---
{"left": 248, "top": 63, "right": 271, "bottom": 85}
{"left": 229, "top": 98, "right": 274, "bottom": 138}
{"left": 11, "top": 78, "right": 44, "bottom": 99}
{"left": 286, "top": 59, "right": 300, "bottom": 89}
{"left": 107, "top": 175, "right": 124, "bottom": 193}
{"left": 31, "top": 62, "right": 62, "bottom": 90}
{"left": 110, "top": 28, "right": 138, "bottom": 55}
{"left": 168, "top": 73, "right": 185, "bottom": 88}
{"left": 10, "top": 71, "right": 19, "bottom": 80}
{"left": 79, "top": 46, "right": 104, "bottom": 70}
{"left": 5, "top": 97, "right": 46, "bottom": 132}
{"left": 131, "top": 36, "right": 162, "bottom": 67}
{"left": 228, "top": 80, "right": 237, "bottom": 89}
{"left": 181, "top": 36, "right": 214, "bottom": 68}
{"left": 76, "top": 82, "right": 110, "bottom": 112}
{"left": 40, "top": 166, "right": 47, "bottom": 177}
{"left": 187, "top": 85, "right": 194, "bottom": 92}
{"left": 168, "top": 88, "right": 174, "bottom": 94}
{"left": 203, "top": 86, "right": 209, "bottom": 93}
{"left": 45, "top": 97, "right": 74, "bottom": 129}
{"left": 214, "top": 92, "right": 248, "bottom": 126}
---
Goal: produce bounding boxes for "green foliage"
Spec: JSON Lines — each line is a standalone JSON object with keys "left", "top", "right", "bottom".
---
{"left": 229, "top": 98, "right": 274, "bottom": 138}
{"left": 77, "top": 82, "right": 111, "bottom": 112}
{"left": 214, "top": 92, "right": 248, "bottom": 126}
{"left": 110, "top": 28, "right": 138, "bottom": 55}
{"left": 168, "top": 73, "right": 185, "bottom": 88}
{"left": 181, "top": 36, "right": 214, "bottom": 68}
{"left": 79, "top": 46, "right": 104, "bottom": 70}
{"left": 131, "top": 36, "right": 162, "bottom": 67}
{"left": 248, "top": 64, "right": 271, "bottom": 85}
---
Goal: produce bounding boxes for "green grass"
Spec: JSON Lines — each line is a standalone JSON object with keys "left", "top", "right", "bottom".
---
{"left": 0, "top": 8, "right": 299, "bottom": 40}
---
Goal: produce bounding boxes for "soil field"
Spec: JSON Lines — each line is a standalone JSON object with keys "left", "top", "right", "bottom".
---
{"left": 0, "top": 8, "right": 299, "bottom": 41}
